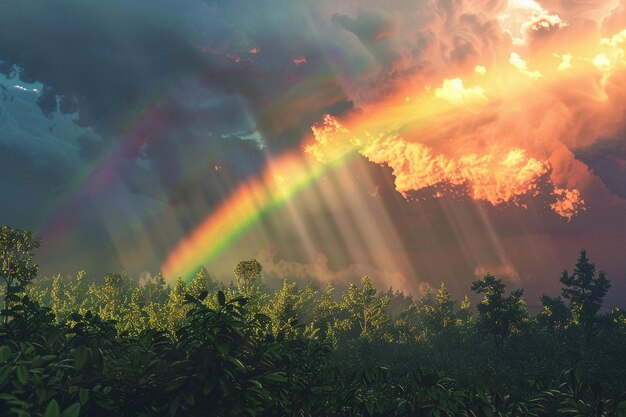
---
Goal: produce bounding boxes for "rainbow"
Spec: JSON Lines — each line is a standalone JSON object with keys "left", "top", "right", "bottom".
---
{"left": 161, "top": 148, "right": 355, "bottom": 282}
{"left": 160, "top": 27, "right": 626, "bottom": 282}
{"left": 38, "top": 101, "right": 170, "bottom": 243}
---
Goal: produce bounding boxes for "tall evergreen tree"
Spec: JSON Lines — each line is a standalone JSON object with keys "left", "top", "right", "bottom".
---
{"left": 560, "top": 249, "right": 610, "bottom": 345}
{"left": 340, "top": 277, "right": 390, "bottom": 339}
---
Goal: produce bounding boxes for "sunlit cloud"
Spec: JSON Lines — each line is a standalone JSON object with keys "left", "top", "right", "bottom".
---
{"left": 509, "top": 52, "right": 543, "bottom": 79}
{"left": 307, "top": 116, "right": 549, "bottom": 207}
{"left": 474, "top": 262, "right": 521, "bottom": 285}
{"left": 475, "top": 65, "right": 487, "bottom": 75}
{"left": 600, "top": 29, "right": 626, "bottom": 47}
{"left": 435, "top": 78, "right": 487, "bottom": 106}
{"left": 306, "top": 25, "right": 626, "bottom": 223}
{"left": 556, "top": 54, "right": 572, "bottom": 71}
{"left": 550, "top": 188, "right": 586, "bottom": 221}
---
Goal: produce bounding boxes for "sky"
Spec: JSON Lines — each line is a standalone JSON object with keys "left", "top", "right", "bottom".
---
{"left": 1, "top": 0, "right": 625, "bottom": 306}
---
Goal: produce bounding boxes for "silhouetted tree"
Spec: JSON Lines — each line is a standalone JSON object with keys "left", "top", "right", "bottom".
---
{"left": 471, "top": 274, "right": 529, "bottom": 351}
{"left": 456, "top": 294, "right": 472, "bottom": 326}
{"left": 560, "top": 249, "right": 610, "bottom": 346}
{"left": 538, "top": 295, "right": 570, "bottom": 333}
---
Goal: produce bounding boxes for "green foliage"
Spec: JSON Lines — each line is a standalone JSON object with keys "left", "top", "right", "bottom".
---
{"left": 423, "top": 282, "right": 456, "bottom": 332}
{"left": 539, "top": 295, "right": 571, "bottom": 333}
{"left": 0, "top": 226, "right": 40, "bottom": 318}
{"left": 560, "top": 250, "right": 611, "bottom": 345}
{"left": 471, "top": 274, "right": 530, "bottom": 351}
{"left": 2, "top": 234, "right": 625, "bottom": 416}
{"left": 337, "top": 277, "right": 390, "bottom": 341}
{"left": 234, "top": 259, "right": 262, "bottom": 296}
{"left": 267, "top": 280, "right": 306, "bottom": 338}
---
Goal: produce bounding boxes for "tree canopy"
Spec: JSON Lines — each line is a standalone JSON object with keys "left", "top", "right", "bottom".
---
{"left": 1, "top": 225, "right": 625, "bottom": 417}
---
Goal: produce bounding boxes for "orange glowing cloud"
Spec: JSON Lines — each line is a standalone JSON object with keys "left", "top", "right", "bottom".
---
{"left": 306, "top": 14, "right": 626, "bottom": 219}
{"left": 307, "top": 116, "right": 549, "bottom": 207}
{"left": 550, "top": 188, "right": 585, "bottom": 220}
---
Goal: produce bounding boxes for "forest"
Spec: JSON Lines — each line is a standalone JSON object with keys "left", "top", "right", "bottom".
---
{"left": 1, "top": 224, "right": 625, "bottom": 417}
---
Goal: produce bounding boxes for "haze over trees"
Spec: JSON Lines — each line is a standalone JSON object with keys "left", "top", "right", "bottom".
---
{"left": 0, "top": 225, "right": 625, "bottom": 416}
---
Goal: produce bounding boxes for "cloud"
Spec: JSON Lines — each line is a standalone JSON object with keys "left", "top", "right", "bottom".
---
{"left": 474, "top": 262, "right": 521, "bottom": 285}
{"left": 0, "top": 0, "right": 211, "bottom": 133}
{"left": 435, "top": 78, "right": 488, "bottom": 105}
{"left": 603, "top": 0, "right": 626, "bottom": 35}
{"left": 537, "top": 0, "right": 618, "bottom": 23}
{"left": 302, "top": 9, "right": 626, "bottom": 229}
{"left": 362, "top": 139, "right": 549, "bottom": 206}
{"left": 600, "top": 28, "right": 626, "bottom": 47}
{"left": 509, "top": 52, "right": 543, "bottom": 79}
{"left": 2, "top": 0, "right": 626, "bottom": 299}
{"left": 550, "top": 188, "right": 586, "bottom": 220}
{"left": 324, "top": 0, "right": 512, "bottom": 102}
{"left": 575, "top": 135, "right": 626, "bottom": 198}
{"left": 255, "top": 249, "right": 412, "bottom": 293}
{"left": 0, "top": 75, "right": 88, "bottom": 226}
{"left": 0, "top": 0, "right": 356, "bottom": 238}
{"left": 557, "top": 54, "right": 573, "bottom": 71}
{"left": 307, "top": 115, "right": 566, "bottom": 214}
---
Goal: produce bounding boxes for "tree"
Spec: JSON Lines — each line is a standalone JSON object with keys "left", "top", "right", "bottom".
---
{"left": 455, "top": 294, "right": 472, "bottom": 326}
{"left": 166, "top": 277, "right": 190, "bottom": 333}
{"left": 339, "top": 276, "right": 390, "bottom": 339}
{"left": 538, "top": 295, "right": 570, "bottom": 333}
{"left": 471, "top": 274, "right": 529, "bottom": 351}
{"left": 268, "top": 280, "right": 304, "bottom": 337}
{"left": 98, "top": 272, "right": 131, "bottom": 324}
{"left": 560, "top": 249, "right": 611, "bottom": 345}
{"left": 48, "top": 271, "right": 88, "bottom": 322}
{"left": 142, "top": 273, "right": 169, "bottom": 330}
{"left": 0, "top": 225, "right": 40, "bottom": 319}
{"left": 310, "top": 282, "right": 338, "bottom": 340}
{"left": 187, "top": 267, "right": 220, "bottom": 301}
{"left": 234, "top": 259, "right": 262, "bottom": 296}
{"left": 431, "top": 282, "right": 456, "bottom": 331}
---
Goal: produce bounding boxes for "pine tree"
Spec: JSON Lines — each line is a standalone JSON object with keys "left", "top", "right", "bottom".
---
{"left": 340, "top": 277, "right": 390, "bottom": 339}
{"left": 560, "top": 249, "right": 610, "bottom": 345}
{"left": 268, "top": 280, "right": 303, "bottom": 337}
{"left": 434, "top": 282, "right": 455, "bottom": 330}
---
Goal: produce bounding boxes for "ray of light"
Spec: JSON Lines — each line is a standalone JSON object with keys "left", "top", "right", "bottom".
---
{"left": 161, "top": 149, "right": 357, "bottom": 282}
{"left": 161, "top": 26, "right": 626, "bottom": 286}
{"left": 305, "top": 26, "right": 626, "bottom": 219}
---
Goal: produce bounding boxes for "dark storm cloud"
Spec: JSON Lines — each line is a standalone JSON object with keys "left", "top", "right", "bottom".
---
{"left": 576, "top": 134, "right": 626, "bottom": 198}
{"left": 0, "top": 0, "right": 353, "bottom": 156}
{"left": 324, "top": 0, "right": 511, "bottom": 101}
{"left": 0, "top": 0, "right": 351, "bottom": 198}
{"left": 0, "top": 0, "right": 210, "bottom": 134}
{"left": 0, "top": 0, "right": 354, "bottom": 180}
{"left": 0, "top": 77, "right": 85, "bottom": 228}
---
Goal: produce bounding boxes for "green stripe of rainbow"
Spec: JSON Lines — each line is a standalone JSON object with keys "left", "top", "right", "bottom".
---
{"left": 161, "top": 148, "right": 355, "bottom": 282}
